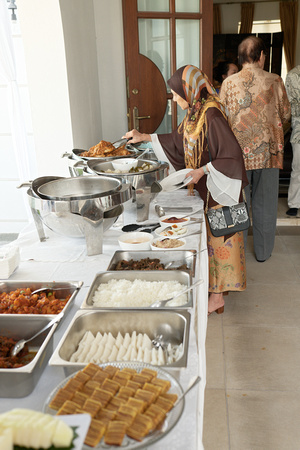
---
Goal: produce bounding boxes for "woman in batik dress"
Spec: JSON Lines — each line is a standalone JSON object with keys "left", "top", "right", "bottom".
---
{"left": 124, "top": 65, "right": 248, "bottom": 315}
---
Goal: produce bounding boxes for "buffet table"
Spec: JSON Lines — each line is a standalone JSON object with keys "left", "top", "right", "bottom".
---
{"left": 0, "top": 189, "right": 208, "bottom": 450}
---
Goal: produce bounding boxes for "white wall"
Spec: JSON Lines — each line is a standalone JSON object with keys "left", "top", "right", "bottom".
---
{"left": 60, "top": 0, "right": 103, "bottom": 149}
{"left": 93, "top": 0, "right": 128, "bottom": 142}
{"left": 17, "top": 0, "right": 73, "bottom": 177}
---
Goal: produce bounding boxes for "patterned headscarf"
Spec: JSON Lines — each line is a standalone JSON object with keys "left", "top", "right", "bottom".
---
{"left": 168, "top": 65, "right": 227, "bottom": 169}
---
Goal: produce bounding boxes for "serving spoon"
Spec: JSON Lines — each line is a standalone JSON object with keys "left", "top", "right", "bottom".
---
{"left": 30, "top": 286, "right": 79, "bottom": 296}
{"left": 11, "top": 311, "right": 64, "bottom": 357}
{"left": 150, "top": 278, "right": 204, "bottom": 308}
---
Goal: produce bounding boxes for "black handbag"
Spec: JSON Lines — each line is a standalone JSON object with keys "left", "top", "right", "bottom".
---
{"left": 205, "top": 190, "right": 250, "bottom": 237}
{"left": 204, "top": 138, "right": 250, "bottom": 237}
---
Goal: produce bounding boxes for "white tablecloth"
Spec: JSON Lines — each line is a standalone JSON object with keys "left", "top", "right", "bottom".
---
{"left": 0, "top": 189, "right": 208, "bottom": 450}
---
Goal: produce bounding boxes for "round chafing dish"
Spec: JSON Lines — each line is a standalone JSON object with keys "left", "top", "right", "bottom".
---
{"left": 37, "top": 175, "right": 122, "bottom": 201}
{"left": 86, "top": 159, "right": 169, "bottom": 222}
{"left": 25, "top": 176, "right": 132, "bottom": 256}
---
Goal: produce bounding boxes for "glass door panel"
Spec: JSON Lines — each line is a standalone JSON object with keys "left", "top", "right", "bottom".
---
{"left": 138, "top": 19, "right": 171, "bottom": 83}
{"left": 138, "top": 0, "right": 169, "bottom": 12}
{"left": 155, "top": 100, "right": 172, "bottom": 134}
{"left": 175, "top": 0, "right": 200, "bottom": 13}
{"left": 176, "top": 20, "right": 200, "bottom": 69}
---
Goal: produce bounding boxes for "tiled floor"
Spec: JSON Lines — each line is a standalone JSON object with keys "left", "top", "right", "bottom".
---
{"left": 203, "top": 197, "right": 300, "bottom": 450}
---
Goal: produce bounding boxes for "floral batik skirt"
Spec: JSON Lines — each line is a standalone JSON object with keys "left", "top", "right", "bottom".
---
{"left": 206, "top": 217, "right": 246, "bottom": 293}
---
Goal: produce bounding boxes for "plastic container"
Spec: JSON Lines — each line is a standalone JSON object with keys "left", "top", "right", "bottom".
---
{"left": 0, "top": 246, "right": 20, "bottom": 278}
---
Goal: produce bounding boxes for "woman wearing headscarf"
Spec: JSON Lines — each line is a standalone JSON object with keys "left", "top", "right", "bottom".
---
{"left": 124, "top": 65, "right": 248, "bottom": 315}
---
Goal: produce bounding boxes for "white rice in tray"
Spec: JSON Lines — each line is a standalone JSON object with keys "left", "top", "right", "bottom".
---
{"left": 91, "top": 279, "right": 188, "bottom": 307}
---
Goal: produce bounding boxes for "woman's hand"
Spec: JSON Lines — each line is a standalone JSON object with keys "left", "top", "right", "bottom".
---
{"left": 122, "top": 129, "right": 151, "bottom": 144}
{"left": 186, "top": 167, "right": 206, "bottom": 184}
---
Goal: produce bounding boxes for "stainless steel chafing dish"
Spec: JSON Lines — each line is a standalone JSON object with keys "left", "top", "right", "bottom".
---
{"left": 81, "top": 270, "right": 193, "bottom": 310}
{"left": 68, "top": 158, "right": 168, "bottom": 222}
{"left": 0, "top": 315, "right": 60, "bottom": 397}
{"left": 0, "top": 280, "right": 83, "bottom": 317}
{"left": 106, "top": 250, "right": 197, "bottom": 277}
{"left": 23, "top": 175, "right": 132, "bottom": 256}
{"left": 49, "top": 309, "right": 191, "bottom": 376}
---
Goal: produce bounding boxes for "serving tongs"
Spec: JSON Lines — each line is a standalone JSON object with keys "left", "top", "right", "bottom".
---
{"left": 112, "top": 138, "right": 131, "bottom": 148}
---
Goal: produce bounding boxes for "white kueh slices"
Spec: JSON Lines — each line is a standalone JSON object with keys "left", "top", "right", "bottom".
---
{"left": 70, "top": 331, "right": 183, "bottom": 366}
{"left": 91, "top": 279, "right": 188, "bottom": 307}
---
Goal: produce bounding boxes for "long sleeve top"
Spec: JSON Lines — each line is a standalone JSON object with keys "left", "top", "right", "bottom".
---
{"left": 150, "top": 107, "right": 248, "bottom": 208}
{"left": 220, "top": 64, "right": 291, "bottom": 170}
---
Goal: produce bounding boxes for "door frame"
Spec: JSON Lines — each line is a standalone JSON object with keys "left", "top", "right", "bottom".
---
{"left": 122, "top": 0, "right": 213, "bottom": 132}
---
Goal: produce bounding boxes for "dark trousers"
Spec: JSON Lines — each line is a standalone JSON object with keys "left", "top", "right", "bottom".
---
{"left": 244, "top": 168, "right": 279, "bottom": 261}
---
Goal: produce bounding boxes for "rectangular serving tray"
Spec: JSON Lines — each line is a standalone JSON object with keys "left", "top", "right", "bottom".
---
{"left": 49, "top": 309, "right": 191, "bottom": 375}
{"left": 106, "top": 249, "right": 197, "bottom": 277}
{"left": 0, "top": 315, "right": 60, "bottom": 397}
{"left": 0, "top": 280, "right": 83, "bottom": 317}
{"left": 80, "top": 270, "right": 193, "bottom": 310}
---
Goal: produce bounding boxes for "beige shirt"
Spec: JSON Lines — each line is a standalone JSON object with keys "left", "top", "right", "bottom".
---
{"left": 220, "top": 64, "right": 291, "bottom": 170}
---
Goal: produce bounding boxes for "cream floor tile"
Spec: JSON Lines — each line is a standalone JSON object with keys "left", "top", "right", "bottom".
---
{"left": 224, "top": 284, "right": 300, "bottom": 327}
{"left": 245, "top": 252, "right": 300, "bottom": 284}
{"left": 206, "top": 318, "right": 225, "bottom": 388}
{"left": 290, "top": 253, "right": 300, "bottom": 277}
{"left": 277, "top": 225, "right": 300, "bottom": 236}
{"left": 224, "top": 325, "right": 300, "bottom": 391}
{"left": 227, "top": 390, "right": 300, "bottom": 450}
{"left": 281, "top": 235, "right": 300, "bottom": 254}
{"left": 203, "top": 389, "right": 229, "bottom": 450}
{"left": 244, "top": 234, "right": 286, "bottom": 256}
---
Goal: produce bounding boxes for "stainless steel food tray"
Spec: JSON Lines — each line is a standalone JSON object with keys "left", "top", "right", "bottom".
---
{"left": 107, "top": 249, "right": 197, "bottom": 277}
{"left": 49, "top": 309, "right": 190, "bottom": 376}
{"left": 0, "top": 280, "right": 83, "bottom": 317}
{"left": 0, "top": 315, "right": 60, "bottom": 397}
{"left": 81, "top": 270, "right": 192, "bottom": 310}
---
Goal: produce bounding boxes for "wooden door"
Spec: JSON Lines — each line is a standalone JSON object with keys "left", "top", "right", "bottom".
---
{"left": 122, "top": 0, "right": 213, "bottom": 134}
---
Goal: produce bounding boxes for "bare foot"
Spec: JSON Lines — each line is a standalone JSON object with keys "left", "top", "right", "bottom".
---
{"left": 208, "top": 293, "right": 225, "bottom": 316}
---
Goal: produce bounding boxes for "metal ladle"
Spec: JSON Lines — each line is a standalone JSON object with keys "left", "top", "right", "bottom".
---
{"left": 10, "top": 311, "right": 64, "bottom": 357}
{"left": 150, "top": 278, "right": 204, "bottom": 308}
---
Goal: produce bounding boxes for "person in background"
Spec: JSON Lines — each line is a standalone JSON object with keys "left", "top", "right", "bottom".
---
{"left": 213, "top": 60, "right": 239, "bottom": 93}
{"left": 220, "top": 36, "right": 291, "bottom": 262}
{"left": 285, "top": 65, "right": 300, "bottom": 217}
{"left": 124, "top": 65, "right": 248, "bottom": 315}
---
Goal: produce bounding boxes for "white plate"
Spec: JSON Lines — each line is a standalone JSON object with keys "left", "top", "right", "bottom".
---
{"left": 43, "top": 361, "right": 184, "bottom": 450}
{"left": 59, "top": 414, "right": 91, "bottom": 450}
{"left": 155, "top": 225, "right": 188, "bottom": 238}
{"left": 160, "top": 169, "right": 192, "bottom": 192}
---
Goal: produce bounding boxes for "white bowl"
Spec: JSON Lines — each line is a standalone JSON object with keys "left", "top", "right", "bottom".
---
{"left": 151, "top": 237, "right": 186, "bottom": 250}
{"left": 159, "top": 214, "right": 190, "bottom": 228}
{"left": 112, "top": 158, "right": 138, "bottom": 172}
{"left": 118, "top": 231, "right": 154, "bottom": 250}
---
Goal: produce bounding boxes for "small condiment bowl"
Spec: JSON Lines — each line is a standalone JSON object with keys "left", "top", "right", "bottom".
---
{"left": 151, "top": 237, "right": 186, "bottom": 250}
{"left": 159, "top": 214, "right": 190, "bottom": 228}
{"left": 112, "top": 158, "right": 138, "bottom": 172}
{"left": 118, "top": 231, "right": 154, "bottom": 250}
